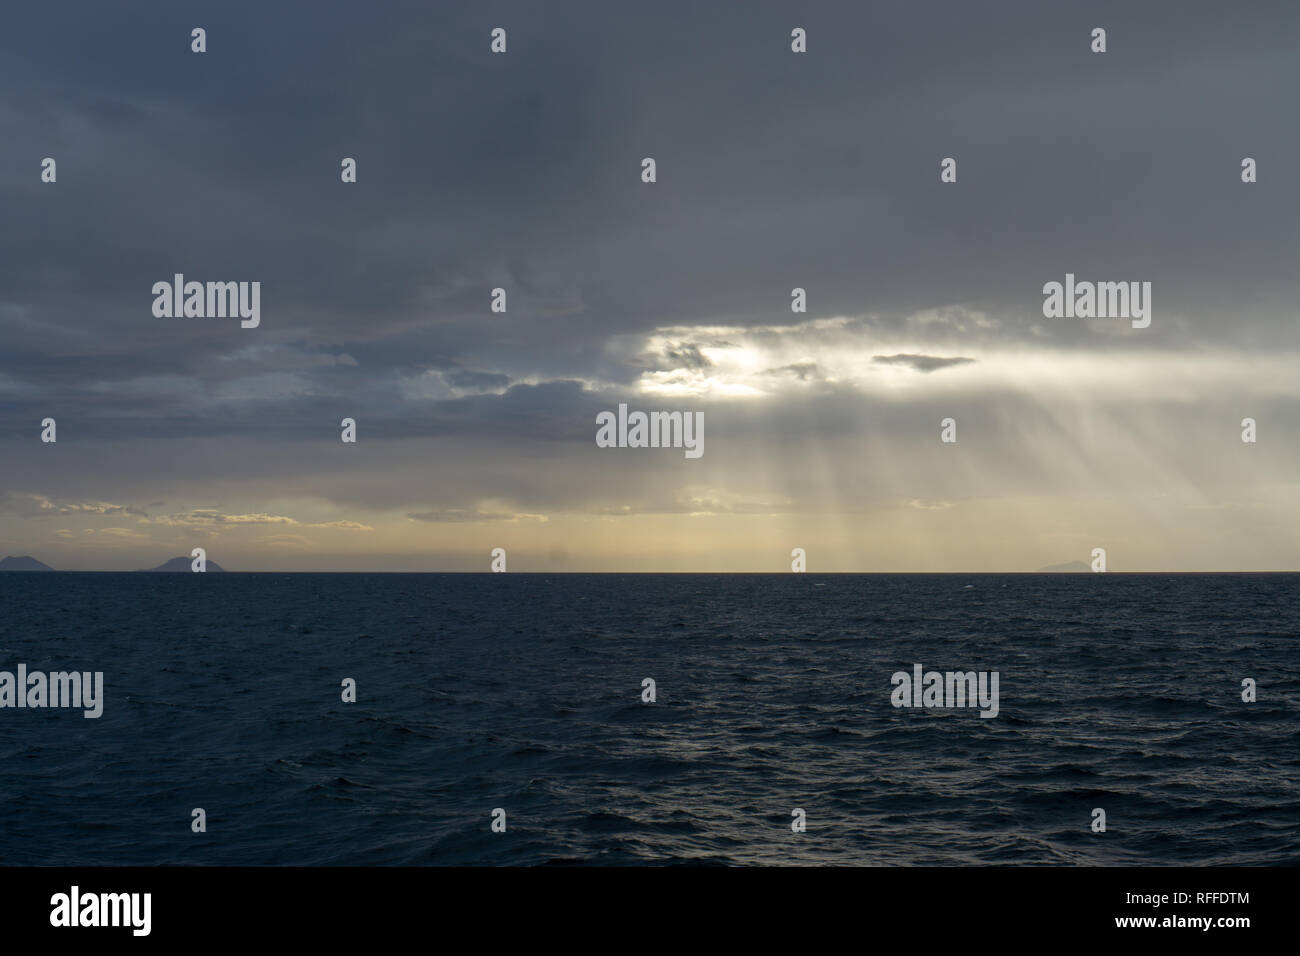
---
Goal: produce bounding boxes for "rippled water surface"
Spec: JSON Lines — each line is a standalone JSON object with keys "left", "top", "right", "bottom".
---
{"left": 1, "top": 573, "right": 1296, "bottom": 865}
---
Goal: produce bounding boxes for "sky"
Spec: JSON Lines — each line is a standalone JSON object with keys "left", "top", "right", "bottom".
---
{"left": 2, "top": 0, "right": 1299, "bottom": 571}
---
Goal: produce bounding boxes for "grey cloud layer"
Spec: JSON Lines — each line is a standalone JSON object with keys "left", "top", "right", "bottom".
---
{"left": 2, "top": 1, "right": 1299, "bottom": 564}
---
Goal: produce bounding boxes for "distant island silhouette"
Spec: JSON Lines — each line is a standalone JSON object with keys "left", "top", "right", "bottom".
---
{"left": 140, "top": 557, "right": 227, "bottom": 572}
{"left": 0, "top": 555, "right": 56, "bottom": 571}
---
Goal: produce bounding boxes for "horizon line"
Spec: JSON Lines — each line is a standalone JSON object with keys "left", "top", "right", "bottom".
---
{"left": 5, "top": 569, "right": 1300, "bottom": 575}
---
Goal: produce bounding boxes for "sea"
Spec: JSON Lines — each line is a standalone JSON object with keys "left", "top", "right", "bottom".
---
{"left": 0, "top": 572, "right": 1296, "bottom": 865}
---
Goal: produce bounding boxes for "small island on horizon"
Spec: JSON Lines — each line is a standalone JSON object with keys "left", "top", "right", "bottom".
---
{"left": 1036, "top": 561, "right": 1091, "bottom": 572}
{"left": 0, "top": 555, "right": 56, "bottom": 571}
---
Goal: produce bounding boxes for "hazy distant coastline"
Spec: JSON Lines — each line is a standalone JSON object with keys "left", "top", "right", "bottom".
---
{"left": 0, "top": 555, "right": 226, "bottom": 572}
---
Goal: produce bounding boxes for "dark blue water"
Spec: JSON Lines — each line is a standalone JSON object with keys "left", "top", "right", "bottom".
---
{"left": 0, "top": 573, "right": 1296, "bottom": 865}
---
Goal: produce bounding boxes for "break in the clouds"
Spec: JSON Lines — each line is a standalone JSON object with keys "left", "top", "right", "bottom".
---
{"left": 2, "top": 0, "right": 1299, "bottom": 570}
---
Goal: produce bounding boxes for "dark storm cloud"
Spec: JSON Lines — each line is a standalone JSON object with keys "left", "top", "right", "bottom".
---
{"left": 872, "top": 354, "right": 975, "bottom": 373}
{"left": 762, "top": 362, "right": 822, "bottom": 381}
{"left": 4, "top": 1, "right": 1297, "bottom": 362}
{"left": 659, "top": 344, "right": 713, "bottom": 370}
